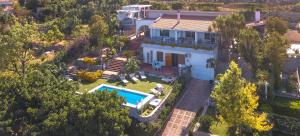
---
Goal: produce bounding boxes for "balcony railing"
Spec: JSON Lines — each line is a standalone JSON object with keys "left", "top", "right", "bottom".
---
{"left": 143, "top": 36, "right": 216, "bottom": 50}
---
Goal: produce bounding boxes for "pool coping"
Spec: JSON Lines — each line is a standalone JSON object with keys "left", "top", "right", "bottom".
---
{"left": 88, "top": 84, "right": 155, "bottom": 110}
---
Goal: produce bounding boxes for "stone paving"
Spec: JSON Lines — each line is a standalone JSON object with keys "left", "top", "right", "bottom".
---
{"left": 161, "top": 79, "right": 210, "bottom": 136}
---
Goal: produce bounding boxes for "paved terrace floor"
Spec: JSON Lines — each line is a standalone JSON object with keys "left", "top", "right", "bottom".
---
{"left": 161, "top": 79, "right": 210, "bottom": 136}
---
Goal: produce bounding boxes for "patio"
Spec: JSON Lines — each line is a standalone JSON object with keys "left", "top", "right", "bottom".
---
{"left": 140, "top": 63, "right": 178, "bottom": 77}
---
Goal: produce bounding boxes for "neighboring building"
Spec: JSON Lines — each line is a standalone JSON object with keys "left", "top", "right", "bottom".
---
{"left": 283, "top": 30, "right": 300, "bottom": 75}
{"left": 117, "top": 5, "right": 151, "bottom": 33}
{"left": 0, "top": 0, "right": 13, "bottom": 12}
{"left": 285, "top": 30, "right": 300, "bottom": 58}
{"left": 117, "top": 6, "right": 233, "bottom": 80}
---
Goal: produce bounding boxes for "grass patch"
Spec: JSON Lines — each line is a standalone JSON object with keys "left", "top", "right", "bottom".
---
{"left": 79, "top": 76, "right": 172, "bottom": 98}
{"left": 209, "top": 121, "right": 228, "bottom": 136}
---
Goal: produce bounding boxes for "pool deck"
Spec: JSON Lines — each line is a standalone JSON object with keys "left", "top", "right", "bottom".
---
{"left": 88, "top": 84, "right": 154, "bottom": 109}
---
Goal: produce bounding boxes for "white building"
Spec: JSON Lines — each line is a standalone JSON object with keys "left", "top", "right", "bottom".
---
{"left": 0, "top": 0, "right": 13, "bottom": 12}
{"left": 118, "top": 6, "right": 232, "bottom": 80}
{"left": 117, "top": 5, "right": 151, "bottom": 31}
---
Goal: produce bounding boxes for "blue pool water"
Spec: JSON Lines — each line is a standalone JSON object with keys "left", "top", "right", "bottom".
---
{"left": 98, "top": 86, "right": 147, "bottom": 105}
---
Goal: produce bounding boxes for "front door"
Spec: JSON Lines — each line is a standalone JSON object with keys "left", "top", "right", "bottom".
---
{"left": 178, "top": 54, "right": 185, "bottom": 65}
{"left": 172, "top": 53, "right": 178, "bottom": 67}
{"left": 165, "top": 53, "right": 172, "bottom": 66}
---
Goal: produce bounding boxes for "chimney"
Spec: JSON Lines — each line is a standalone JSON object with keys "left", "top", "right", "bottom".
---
{"left": 177, "top": 10, "right": 180, "bottom": 22}
{"left": 255, "top": 11, "right": 261, "bottom": 22}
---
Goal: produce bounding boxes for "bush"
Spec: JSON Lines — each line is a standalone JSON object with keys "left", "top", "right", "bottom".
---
{"left": 151, "top": 2, "right": 170, "bottom": 10}
{"left": 82, "top": 57, "right": 97, "bottom": 65}
{"left": 271, "top": 97, "right": 300, "bottom": 118}
{"left": 77, "top": 70, "right": 102, "bottom": 82}
{"left": 292, "top": 2, "right": 300, "bottom": 12}
{"left": 171, "top": 2, "right": 184, "bottom": 10}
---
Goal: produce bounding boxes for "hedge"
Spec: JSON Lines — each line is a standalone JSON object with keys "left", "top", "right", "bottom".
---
{"left": 82, "top": 57, "right": 97, "bottom": 65}
{"left": 77, "top": 70, "right": 103, "bottom": 82}
{"left": 270, "top": 97, "right": 300, "bottom": 118}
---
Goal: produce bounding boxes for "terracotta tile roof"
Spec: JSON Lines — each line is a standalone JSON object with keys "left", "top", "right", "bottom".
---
{"left": 285, "top": 30, "right": 300, "bottom": 43}
{"left": 150, "top": 15, "right": 214, "bottom": 32}
{"left": 0, "top": 0, "right": 12, "bottom": 3}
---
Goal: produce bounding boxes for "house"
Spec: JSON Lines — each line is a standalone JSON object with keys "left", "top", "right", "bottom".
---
{"left": 285, "top": 30, "right": 300, "bottom": 58}
{"left": 117, "top": 5, "right": 151, "bottom": 34}
{"left": 0, "top": 0, "right": 13, "bottom": 12}
{"left": 283, "top": 30, "right": 300, "bottom": 74}
{"left": 119, "top": 7, "right": 232, "bottom": 80}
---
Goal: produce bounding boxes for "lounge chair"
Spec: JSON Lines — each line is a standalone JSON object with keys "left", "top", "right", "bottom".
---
{"left": 150, "top": 88, "right": 161, "bottom": 96}
{"left": 129, "top": 73, "right": 139, "bottom": 82}
{"left": 119, "top": 74, "right": 129, "bottom": 84}
{"left": 156, "top": 84, "right": 164, "bottom": 92}
{"left": 161, "top": 76, "right": 176, "bottom": 83}
{"left": 138, "top": 71, "right": 147, "bottom": 80}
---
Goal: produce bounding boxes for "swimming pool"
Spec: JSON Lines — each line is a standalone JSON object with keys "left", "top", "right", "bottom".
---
{"left": 89, "top": 84, "right": 154, "bottom": 109}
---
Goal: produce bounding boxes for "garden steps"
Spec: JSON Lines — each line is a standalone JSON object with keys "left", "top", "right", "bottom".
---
{"left": 102, "top": 57, "right": 127, "bottom": 79}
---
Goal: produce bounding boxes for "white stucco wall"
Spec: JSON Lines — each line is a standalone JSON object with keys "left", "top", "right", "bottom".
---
{"left": 136, "top": 19, "right": 155, "bottom": 35}
{"left": 142, "top": 43, "right": 216, "bottom": 80}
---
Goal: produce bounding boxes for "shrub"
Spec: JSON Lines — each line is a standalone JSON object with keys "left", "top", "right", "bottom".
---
{"left": 292, "top": 2, "right": 300, "bottom": 12}
{"left": 199, "top": 115, "right": 214, "bottom": 132}
{"left": 171, "top": 2, "right": 184, "bottom": 10}
{"left": 82, "top": 57, "right": 97, "bottom": 65}
{"left": 77, "top": 70, "right": 102, "bottom": 82}
{"left": 271, "top": 97, "right": 300, "bottom": 118}
{"left": 151, "top": 2, "right": 170, "bottom": 10}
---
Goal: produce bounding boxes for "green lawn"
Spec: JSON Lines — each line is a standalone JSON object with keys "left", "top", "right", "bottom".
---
{"left": 79, "top": 76, "right": 172, "bottom": 98}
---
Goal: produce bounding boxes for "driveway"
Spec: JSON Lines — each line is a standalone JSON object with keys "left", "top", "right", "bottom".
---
{"left": 161, "top": 79, "right": 210, "bottom": 136}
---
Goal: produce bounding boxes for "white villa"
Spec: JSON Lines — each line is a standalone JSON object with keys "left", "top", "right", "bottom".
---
{"left": 118, "top": 5, "right": 232, "bottom": 80}
{"left": 0, "top": 0, "right": 13, "bottom": 12}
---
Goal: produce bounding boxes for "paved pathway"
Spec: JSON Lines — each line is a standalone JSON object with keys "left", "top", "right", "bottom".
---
{"left": 161, "top": 79, "right": 210, "bottom": 136}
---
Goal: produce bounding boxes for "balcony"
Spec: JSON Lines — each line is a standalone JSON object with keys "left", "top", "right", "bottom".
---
{"left": 143, "top": 36, "right": 216, "bottom": 50}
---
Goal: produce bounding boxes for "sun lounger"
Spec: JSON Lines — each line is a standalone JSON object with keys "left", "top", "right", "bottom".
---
{"left": 129, "top": 73, "right": 139, "bottom": 82}
{"left": 161, "top": 76, "right": 176, "bottom": 83}
{"left": 150, "top": 88, "right": 161, "bottom": 96}
{"left": 119, "top": 74, "right": 129, "bottom": 84}
{"left": 138, "top": 71, "right": 147, "bottom": 80}
{"left": 156, "top": 84, "right": 164, "bottom": 92}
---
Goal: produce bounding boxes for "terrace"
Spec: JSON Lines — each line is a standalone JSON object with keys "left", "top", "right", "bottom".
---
{"left": 143, "top": 36, "right": 217, "bottom": 50}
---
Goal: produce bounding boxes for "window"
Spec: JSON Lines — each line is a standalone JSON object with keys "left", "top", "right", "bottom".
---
{"left": 211, "top": 33, "right": 216, "bottom": 44}
{"left": 157, "top": 51, "right": 163, "bottom": 61}
{"left": 204, "top": 33, "right": 211, "bottom": 40}
{"left": 206, "top": 58, "right": 215, "bottom": 68}
{"left": 160, "top": 30, "right": 169, "bottom": 37}
{"left": 186, "top": 31, "right": 195, "bottom": 40}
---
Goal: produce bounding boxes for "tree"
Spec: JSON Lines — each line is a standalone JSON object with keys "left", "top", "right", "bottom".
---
{"left": 0, "top": 64, "right": 131, "bottom": 135}
{"left": 265, "top": 17, "right": 288, "bottom": 35}
{"left": 212, "top": 14, "right": 245, "bottom": 50}
{"left": 89, "top": 15, "right": 108, "bottom": 65}
{"left": 212, "top": 14, "right": 245, "bottom": 61}
{"left": 71, "top": 25, "right": 90, "bottom": 39}
{"left": 44, "top": 24, "right": 64, "bottom": 43}
{"left": 125, "top": 58, "right": 139, "bottom": 74}
{"left": 211, "top": 61, "right": 272, "bottom": 135}
{"left": 0, "top": 22, "right": 40, "bottom": 76}
{"left": 263, "top": 32, "right": 289, "bottom": 89}
{"left": 237, "top": 28, "right": 262, "bottom": 73}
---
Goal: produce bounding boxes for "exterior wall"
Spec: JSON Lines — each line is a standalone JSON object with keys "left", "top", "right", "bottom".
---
{"left": 142, "top": 43, "right": 215, "bottom": 80}
{"left": 136, "top": 19, "right": 155, "bottom": 35}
